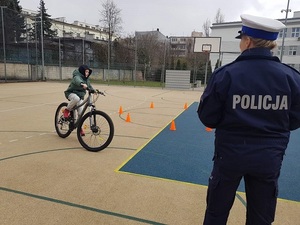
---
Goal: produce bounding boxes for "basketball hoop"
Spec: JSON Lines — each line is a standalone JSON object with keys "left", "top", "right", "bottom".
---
{"left": 202, "top": 44, "right": 211, "bottom": 54}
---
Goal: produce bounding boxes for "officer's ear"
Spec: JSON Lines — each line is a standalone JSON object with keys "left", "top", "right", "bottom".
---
{"left": 240, "top": 35, "right": 252, "bottom": 52}
{"left": 244, "top": 36, "right": 253, "bottom": 49}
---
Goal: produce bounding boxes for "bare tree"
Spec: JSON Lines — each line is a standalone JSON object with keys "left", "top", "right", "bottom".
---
{"left": 214, "top": 8, "right": 225, "bottom": 23}
{"left": 202, "top": 18, "right": 211, "bottom": 37}
{"left": 202, "top": 8, "right": 225, "bottom": 37}
{"left": 136, "top": 32, "right": 165, "bottom": 81}
{"left": 99, "top": 0, "right": 122, "bottom": 68}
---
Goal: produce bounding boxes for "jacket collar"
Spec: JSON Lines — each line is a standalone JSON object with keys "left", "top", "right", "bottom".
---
{"left": 236, "top": 47, "right": 280, "bottom": 62}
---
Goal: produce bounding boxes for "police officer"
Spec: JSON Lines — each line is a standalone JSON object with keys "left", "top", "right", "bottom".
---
{"left": 197, "top": 14, "right": 300, "bottom": 225}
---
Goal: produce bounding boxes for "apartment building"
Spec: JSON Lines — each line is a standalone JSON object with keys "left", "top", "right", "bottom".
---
{"left": 169, "top": 31, "right": 203, "bottom": 57}
{"left": 210, "top": 11, "right": 300, "bottom": 72}
{"left": 21, "top": 8, "right": 110, "bottom": 42}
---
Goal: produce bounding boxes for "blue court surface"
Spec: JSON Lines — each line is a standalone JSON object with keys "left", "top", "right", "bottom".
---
{"left": 118, "top": 102, "right": 300, "bottom": 202}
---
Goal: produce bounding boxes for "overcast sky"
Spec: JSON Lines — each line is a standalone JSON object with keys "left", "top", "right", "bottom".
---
{"left": 19, "top": 0, "right": 300, "bottom": 37}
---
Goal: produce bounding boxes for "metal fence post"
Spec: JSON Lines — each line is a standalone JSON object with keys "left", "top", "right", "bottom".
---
{"left": 0, "top": 6, "right": 7, "bottom": 82}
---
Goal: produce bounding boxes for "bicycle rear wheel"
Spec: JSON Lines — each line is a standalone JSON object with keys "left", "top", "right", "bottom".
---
{"left": 54, "top": 102, "right": 73, "bottom": 138}
{"left": 77, "top": 110, "right": 114, "bottom": 152}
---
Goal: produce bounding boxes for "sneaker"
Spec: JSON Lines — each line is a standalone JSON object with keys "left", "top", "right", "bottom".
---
{"left": 80, "top": 129, "right": 85, "bottom": 136}
{"left": 63, "top": 108, "right": 70, "bottom": 118}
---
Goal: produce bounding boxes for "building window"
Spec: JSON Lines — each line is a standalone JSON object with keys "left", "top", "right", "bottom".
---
{"left": 277, "top": 46, "right": 285, "bottom": 55}
{"left": 291, "top": 27, "right": 300, "bottom": 37}
{"left": 279, "top": 28, "right": 287, "bottom": 38}
{"left": 171, "top": 38, "right": 177, "bottom": 42}
{"left": 288, "top": 46, "right": 297, "bottom": 55}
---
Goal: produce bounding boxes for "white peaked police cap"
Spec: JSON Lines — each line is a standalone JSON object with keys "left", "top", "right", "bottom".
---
{"left": 235, "top": 14, "right": 286, "bottom": 40}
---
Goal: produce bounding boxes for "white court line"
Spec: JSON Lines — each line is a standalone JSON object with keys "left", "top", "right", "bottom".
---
{"left": 0, "top": 101, "right": 62, "bottom": 113}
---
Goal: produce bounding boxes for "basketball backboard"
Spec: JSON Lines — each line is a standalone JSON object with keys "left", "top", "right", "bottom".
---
{"left": 193, "top": 37, "right": 221, "bottom": 53}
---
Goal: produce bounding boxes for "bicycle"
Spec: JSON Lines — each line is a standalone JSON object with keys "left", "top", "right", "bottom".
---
{"left": 54, "top": 89, "right": 114, "bottom": 152}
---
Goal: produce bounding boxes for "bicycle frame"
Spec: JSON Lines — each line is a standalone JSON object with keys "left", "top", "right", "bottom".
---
{"left": 69, "top": 91, "right": 100, "bottom": 129}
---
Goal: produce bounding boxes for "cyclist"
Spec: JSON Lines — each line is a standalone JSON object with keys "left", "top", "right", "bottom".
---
{"left": 63, "top": 64, "right": 95, "bottom": 136}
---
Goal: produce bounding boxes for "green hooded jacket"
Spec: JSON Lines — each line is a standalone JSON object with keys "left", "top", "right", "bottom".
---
{"left": 64, "top": 65, "right": 94, "bottom": 100}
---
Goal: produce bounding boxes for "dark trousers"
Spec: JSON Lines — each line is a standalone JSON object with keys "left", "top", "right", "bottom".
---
{"left": 203, "top": 150, "right": 282, "bottom": 225}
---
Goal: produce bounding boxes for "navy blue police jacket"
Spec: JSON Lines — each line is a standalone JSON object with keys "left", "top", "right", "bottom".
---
{"left": 197, "top": 47, "right": 300, "bottom": 152}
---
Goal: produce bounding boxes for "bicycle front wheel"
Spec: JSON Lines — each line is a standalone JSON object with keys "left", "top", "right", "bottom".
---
{"left": 77, "top": 110, "right": 114, "bottom": 152}
{"left": 54, "top": 102, "right": 73, "bottom": 138}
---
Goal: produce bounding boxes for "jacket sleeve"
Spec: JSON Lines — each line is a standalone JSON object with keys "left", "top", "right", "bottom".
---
{"left": 73, "top": 72, "right": 85, "bottom": 87}
{"left": 87, "top": 79, "right": 94, "bottom": 91}
{"left": 289, "top": 79, "right": 300, "bottom": 130}
{"left": 197, "top": 70, "right": 230, "bottom": 128}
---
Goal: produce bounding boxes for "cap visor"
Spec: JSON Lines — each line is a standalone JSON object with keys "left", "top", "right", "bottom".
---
{"left": 235, "top": 34, "right": 242, "bottom": 39}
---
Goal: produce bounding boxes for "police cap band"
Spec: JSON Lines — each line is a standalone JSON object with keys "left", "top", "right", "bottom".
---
{"left": 236, "top": 14, "right": 286, "bottom": 40}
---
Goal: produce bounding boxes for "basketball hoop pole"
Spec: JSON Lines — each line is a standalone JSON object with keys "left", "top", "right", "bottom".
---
{"left": 201, "top": 44, "right": 211, "bottom": 88}
{"left": 193, "top": 38, "right": 221, "bottom": 88}
{"left": 204, "top": 51, "right": 209, "bottom": 88}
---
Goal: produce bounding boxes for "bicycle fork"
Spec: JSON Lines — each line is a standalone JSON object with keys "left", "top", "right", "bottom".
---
{"left": 88, "top": 105, "right": 99, "bottom": 134}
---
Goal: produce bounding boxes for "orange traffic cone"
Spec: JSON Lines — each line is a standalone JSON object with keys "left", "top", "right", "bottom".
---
{"left": 205, "top": 127, "right": 213, "bottom": 132}
{"left": 150, "top": 102, "right": 154, "bottom": 109}
{"left": 119, "top": 106, "right": 123, "bottom": 115}
{"left": 126, "top": 113, "right": 131, "bottom": 122}
{"left": 184, "top": 103, "right": 188, "bottom": 110}
{"left": 170, "top": 120, "right": 176, "bottom": 131}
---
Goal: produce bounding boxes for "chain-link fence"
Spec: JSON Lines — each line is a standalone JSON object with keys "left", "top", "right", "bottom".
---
{"left": 0, "top": 7, "right": 212, "bottom": 85}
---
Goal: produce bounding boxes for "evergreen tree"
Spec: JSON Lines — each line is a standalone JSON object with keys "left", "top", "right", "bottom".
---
{"left": 175, "top": 59, "right": 181, "bottom": 70}
{"left": 197, "top": 59, "right": 212, "bottom": 85}
{"left": 207, "top": 60, "right": 212, "bottom": 81}
{"left": 215, "top": 59, "right": 222, "bottom": 70}
{"left": 30, "top": 0, "right": 56, "bottom": 40}
{"left": 182, "top": 61, "right": 187, "bottom": 70}
{"left": 170, "top": 57, "right": 175, "bottom": 70}
{"left": 0, "top": 0, "right": 26, "bottom": 43}
{"left": 197, "top": 61, "right": 205, "bottom": 83}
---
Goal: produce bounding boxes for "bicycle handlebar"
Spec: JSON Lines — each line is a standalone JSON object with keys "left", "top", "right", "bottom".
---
{"left": 86, "top": 88, "right": 105, "bottom": 96}
{"left": 97, "top": 90, "right": 105, "bottom": 96}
